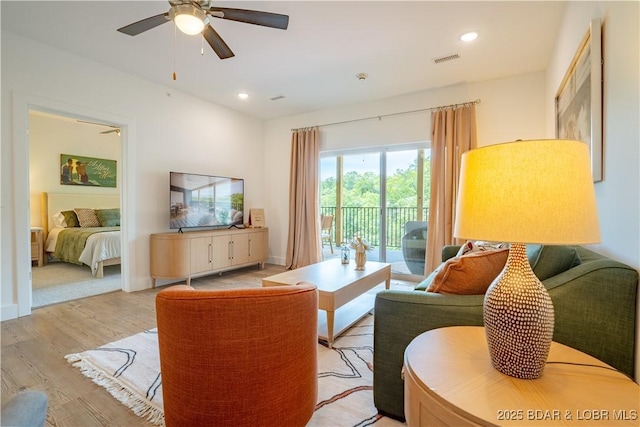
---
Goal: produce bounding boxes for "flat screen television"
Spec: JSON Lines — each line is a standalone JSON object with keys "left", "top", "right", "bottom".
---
{"left": 169, "top": 171, "right": 244, "bottom": 230}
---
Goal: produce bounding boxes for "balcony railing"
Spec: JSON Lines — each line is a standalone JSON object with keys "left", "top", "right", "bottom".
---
{"left": 320, "top": 206, "right": 428, "bottom": 249}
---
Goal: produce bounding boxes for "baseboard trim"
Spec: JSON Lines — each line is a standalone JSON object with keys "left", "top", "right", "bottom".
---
{"left": 1, "top": 303, "right": 19, "bottom": 321}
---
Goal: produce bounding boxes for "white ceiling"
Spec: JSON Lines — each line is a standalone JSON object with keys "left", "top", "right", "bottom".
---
{"left": 2, "top": 1, "right": 566, "bottom": 120}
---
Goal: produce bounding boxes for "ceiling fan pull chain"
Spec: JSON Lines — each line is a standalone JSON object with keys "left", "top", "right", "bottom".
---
{"left": 172, "top": 22, "right": 177, "bottom": 81}
{"left": 201, "top": 34, "right": 205, "bottom": 56}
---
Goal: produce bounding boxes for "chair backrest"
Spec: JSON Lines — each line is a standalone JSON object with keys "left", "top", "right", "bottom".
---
{"left": 321, "top": 215, "right": 333, "bottom": 231}
{"left": 156, "top": 284, "right": 318, "bottom": 427}
{"left": 404, "top": 220, "right": 427, "bottom": 234}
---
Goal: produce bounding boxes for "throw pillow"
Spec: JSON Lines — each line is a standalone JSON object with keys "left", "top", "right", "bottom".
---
{"left": 456, "top": 240, "right": 509, "bottom": 257}
{"left": 74, "top": 208, "right": 101, "bottom": 228}
{"left": 527, "top": 245, "right": 582, "bottom": 281}
{"left": 95, "top": 208, "right": 120, "bottom": 227}
{"left": 52, "top": 212, "right": 67, "bottom": 228}
{"left": 60, "top": 210, "right": 80, "bottom": 228}
{"left": 427, "top": 248, "right": 509, "bottom": 295}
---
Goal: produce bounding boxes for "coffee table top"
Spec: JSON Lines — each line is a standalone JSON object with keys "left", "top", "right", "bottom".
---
{"left": 262, "top": 258, "right": 390, "bottom": 292}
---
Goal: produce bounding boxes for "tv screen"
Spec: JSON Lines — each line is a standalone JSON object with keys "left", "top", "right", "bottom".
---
{"left": 170, "top": 172, "right": 244, "bottom": 230}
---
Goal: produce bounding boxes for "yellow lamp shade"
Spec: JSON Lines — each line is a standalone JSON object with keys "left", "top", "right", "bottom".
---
{"left": 454, "top": 139, "right": 600, "bottom": 245}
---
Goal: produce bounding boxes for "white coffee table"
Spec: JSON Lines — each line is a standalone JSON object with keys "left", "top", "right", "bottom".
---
{"left": 262, "top": 258, "right": 391, "bottom": 348}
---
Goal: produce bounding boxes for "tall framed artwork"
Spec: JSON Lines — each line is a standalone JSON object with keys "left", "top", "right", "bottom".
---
{"left": 60, "top": 154, "right": 117, "bottom": 187}
{"left": 555, "top": 18, "right": 602, "bottom": 182}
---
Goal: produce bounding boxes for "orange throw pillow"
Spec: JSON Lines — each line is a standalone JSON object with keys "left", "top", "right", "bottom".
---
{"left": 427, "top": 248, "right": 509, "bottom": 295}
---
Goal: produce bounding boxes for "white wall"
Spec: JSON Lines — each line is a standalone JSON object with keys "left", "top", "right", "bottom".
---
{"left": 264, "top": 71, "right": 547, "bottom": 265}
{"left": 545, "top": 0, "right": 639, "bottom": 380}
{"left": 1, "top": 32, "right": 265, "bottom": 319}
{"left": 546, "top": 1, "right": 639, "bottom": 269}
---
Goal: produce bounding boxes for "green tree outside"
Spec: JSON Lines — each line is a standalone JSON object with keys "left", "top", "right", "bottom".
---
{"left": 321, "top": 156, "right": 431, "bottom": 247}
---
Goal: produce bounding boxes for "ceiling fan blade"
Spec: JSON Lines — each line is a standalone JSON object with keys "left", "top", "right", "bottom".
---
{"left": 77, "top": 120, "right": 117, "bottom": 129}
{"left": 117, "top": 13, "right": 170, "bottom": 36}
{"left": 100, "top": 129, "right": 121, "bottom": 135}
{"left": 203, "top": 25, "right": 235, "bottom": 60}
{"left": 208, "top": 7, "right": 289, "bottom": 30}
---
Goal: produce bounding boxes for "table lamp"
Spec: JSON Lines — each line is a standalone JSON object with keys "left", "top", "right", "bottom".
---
{"left": 454, "top": 139, "right": 600, "bottom": 379}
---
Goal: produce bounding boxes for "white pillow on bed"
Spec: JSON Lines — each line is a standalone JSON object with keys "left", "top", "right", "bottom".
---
{"left": 52, "top": 212, "right": 67, "bottom": 228}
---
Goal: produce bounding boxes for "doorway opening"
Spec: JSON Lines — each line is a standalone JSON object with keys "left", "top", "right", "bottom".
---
{"left": 28, "top": 110, "right": 123, "bottom": 307}
{"left": 10, "top": 92, "right": 134, "bottom": 318}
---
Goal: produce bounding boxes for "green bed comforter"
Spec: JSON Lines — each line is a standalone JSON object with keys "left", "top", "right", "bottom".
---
{"left": 53, "top": 227, "right": 119, "bottom": 265}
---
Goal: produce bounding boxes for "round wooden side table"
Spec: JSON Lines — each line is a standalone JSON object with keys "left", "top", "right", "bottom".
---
{"left": 403, "top": 326, "right": 639, "bottom": 426}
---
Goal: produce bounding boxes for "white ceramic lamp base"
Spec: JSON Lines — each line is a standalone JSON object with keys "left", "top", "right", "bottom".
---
{"left": 483, "top": 243, "right": 555, "bottom": 379}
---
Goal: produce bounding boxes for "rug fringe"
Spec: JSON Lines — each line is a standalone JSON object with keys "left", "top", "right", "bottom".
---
{"left": 65, "top": 353, "right": 165, "bottom": 426}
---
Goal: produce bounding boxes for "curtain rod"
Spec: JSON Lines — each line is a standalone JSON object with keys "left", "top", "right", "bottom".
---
{"left": 291, "top": 99, "right": 480, "bottom": 132}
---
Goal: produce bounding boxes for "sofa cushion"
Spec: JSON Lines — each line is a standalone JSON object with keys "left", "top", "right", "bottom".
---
{"left": 426, "top": 248, "right": 509, "bottom": 295}
{"left": 527, "top": 245, "right": 582, "bottom": 281}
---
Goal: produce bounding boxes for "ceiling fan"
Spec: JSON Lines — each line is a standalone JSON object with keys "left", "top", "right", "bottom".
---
{"left": 77, "top": 120, "right": 121, "bottom": 136}
{"left": 117, "top": 0, "right": 289, "bottom": 60}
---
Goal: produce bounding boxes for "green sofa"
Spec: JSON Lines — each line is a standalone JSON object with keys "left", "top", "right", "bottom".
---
{"left": 373, "top": 245, "right": 639, "bottom": 421}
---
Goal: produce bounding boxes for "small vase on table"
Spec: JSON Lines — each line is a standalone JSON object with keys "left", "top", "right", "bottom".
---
{"left": 355, "top": 249, "right": 366, "bottom": 270}
{"left": 350, "top": 235, "right": 372, "bottom": 271}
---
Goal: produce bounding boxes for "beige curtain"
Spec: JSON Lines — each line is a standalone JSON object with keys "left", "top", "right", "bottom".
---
{"left": 425, "top": 105, "right": 477, "bottom": 273}
{"left": 285, "top": 127, "right": 322, "bottom": 269}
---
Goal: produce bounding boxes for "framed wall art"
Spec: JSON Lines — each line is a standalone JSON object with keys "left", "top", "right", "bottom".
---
{"left": 555, "top": 18, "right": 602, "bottom": 182}
{"left": 60, "top": 154, "right": 117, "bottom": 187}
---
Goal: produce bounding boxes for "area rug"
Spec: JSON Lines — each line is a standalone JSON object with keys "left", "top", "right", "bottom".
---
{"left": 33, "top": 262, "right": 121, "bottom": 308}
{"left": 65, "top": 314, "right": 403, "bottom": 426}
{"left": 32, "top": 262, "right": 121, "bottom": 288}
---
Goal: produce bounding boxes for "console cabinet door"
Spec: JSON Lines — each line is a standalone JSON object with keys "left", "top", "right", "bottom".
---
{"left": 230, "top": 233, "right": 249, "bottom": 265}
{"left": 211, "top": 234, "right": 232, "bottom": 270}
{"left": 190, "top": 236, "right": 213, "bottom": 275}
{"left": 247, "top": 230, "right": 267, "bottom": 263}
{"left": 150, "top": 235, "right": 190, "bottom": 280}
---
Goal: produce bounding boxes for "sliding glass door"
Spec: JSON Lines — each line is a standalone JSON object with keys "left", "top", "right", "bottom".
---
{"left": 320, "top": 145, "right": 430, "bottom": 277}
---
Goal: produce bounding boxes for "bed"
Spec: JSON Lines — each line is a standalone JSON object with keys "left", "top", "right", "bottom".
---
{"left": 41, "top": 192, "right": 121, "bottom": 278}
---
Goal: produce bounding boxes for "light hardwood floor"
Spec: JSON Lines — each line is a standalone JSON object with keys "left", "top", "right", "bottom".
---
{"left": 1, "top": 263, "right": 286, "bottom": 426}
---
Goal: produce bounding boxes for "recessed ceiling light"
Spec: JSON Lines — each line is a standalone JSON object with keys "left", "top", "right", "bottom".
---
{"left": 237, "top": 92, "right": 249, "bottom": 100}
{"left": 460, "top": 32, "right": 478, "bottom": 42}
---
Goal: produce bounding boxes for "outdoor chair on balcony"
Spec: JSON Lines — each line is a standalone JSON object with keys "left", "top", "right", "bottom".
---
{"left": 321, "top": 215, "right": 334, "bottom": 253}
{"left": 401, "top": 221, "right": 427, "bottom": 275}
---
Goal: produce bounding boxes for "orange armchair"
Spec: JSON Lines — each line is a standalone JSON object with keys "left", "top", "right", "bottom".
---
{"left": 156, "top": 284, "right": 318, "bottom": 427}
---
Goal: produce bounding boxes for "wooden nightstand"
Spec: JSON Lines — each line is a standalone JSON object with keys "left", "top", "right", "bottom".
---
{"left": 30, "top": 227, "right": 44, "bottom": 267}
{"left": 404, "top": 326, "right": 639, "bottom": 426}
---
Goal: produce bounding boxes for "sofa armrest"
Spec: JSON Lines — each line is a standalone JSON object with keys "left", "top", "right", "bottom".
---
{"left": 373, "top": 290, "right": 484, "bottom": 420}
{"left": 544, "top": 257, "right": 638, "bottom": 378}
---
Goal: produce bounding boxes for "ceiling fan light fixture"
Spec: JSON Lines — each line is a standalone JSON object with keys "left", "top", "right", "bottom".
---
{"left": 460, "top": 31, "right": 478, "bottom": 42}
{"left": 171, "top": 5, "right": 209, "bottom": 35}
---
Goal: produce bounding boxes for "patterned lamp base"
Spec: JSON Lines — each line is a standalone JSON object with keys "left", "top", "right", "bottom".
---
{"left": 483, "top": 243, "right": 554, "bottom": 379}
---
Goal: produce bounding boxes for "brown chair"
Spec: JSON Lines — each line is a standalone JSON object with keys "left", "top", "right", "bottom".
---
{"left": 320, "top": 214, "right": 334, "bottom": 253}
{"left": 156, "top": 284, "right": 318, "bottom": 427}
